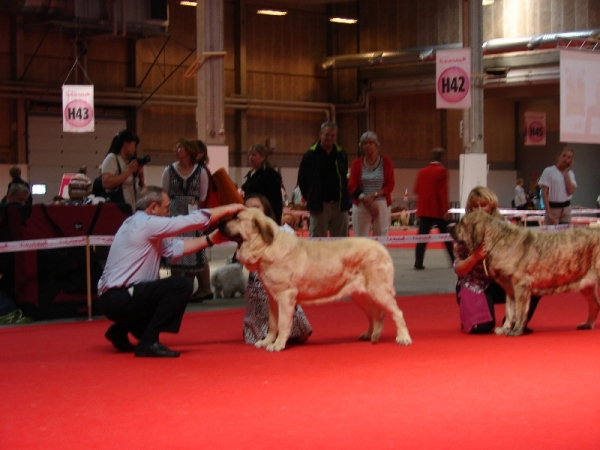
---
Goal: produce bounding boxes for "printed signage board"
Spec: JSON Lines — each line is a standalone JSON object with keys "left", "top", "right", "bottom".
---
{"left": 62, "top": 85, "right": 95, "bottom": 133}
{"left": 436, "top": 48, "right": 471, "bottom": 109}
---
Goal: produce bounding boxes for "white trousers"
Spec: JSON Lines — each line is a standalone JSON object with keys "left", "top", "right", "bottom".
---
{"left": 352, "top": 199, "right": 391, "bottom": 237}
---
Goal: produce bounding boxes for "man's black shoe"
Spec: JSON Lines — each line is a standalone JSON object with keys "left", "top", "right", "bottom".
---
{"left": 414, "top": 265, "right": 425, "bottom": 270}
{"left": 190, "top": 292, "right": 214, "bottom": 302}
{"left": 135, "top": 342, "right": 180, "bottom": 358}
{"left": 105, "top": 325, "right": 135, "bottom": 352}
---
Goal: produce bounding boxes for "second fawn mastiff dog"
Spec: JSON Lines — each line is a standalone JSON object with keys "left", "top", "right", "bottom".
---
{"left": 219, "top": 208, "right": 412, "bottom": 351}
{"left": 451, "top": 210, "right": 600, "bottom": 336}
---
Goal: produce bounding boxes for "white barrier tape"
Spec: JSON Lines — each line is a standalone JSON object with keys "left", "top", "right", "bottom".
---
{"left": 308, "top": 234, "right": 452, "bottom": 243}
{"left": 0, "top": 223, "right": 579, "bottom": 253}
{"left": 288, "top": 207, "right": 600, "bottom": 217}
{"left": 451, "top": 208, "right": 600, "bottom": 216}
{"left": 88, "top": 235, "right": 115, "bottom": 246}
{"left": 0, "top": 236, "right": 88, "bottom": 253}
{"left": 0, "top": 235, "right": 115, "bottom": 253}
{"left": 308, "top": 224, "right": 571, "bottom": 244}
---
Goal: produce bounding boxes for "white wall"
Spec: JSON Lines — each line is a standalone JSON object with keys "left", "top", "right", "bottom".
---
{"left": 27, "top": 115, "right": 126, "bottom": 203}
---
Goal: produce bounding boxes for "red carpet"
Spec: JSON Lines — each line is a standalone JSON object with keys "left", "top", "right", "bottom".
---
{"left": 1, "top": 293, "right": 599, "bottom": 449}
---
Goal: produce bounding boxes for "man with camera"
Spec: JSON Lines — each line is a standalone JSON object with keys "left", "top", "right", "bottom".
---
{"left": 101, "top": 129, "right": 148, "bottom": 212}
{"left": 98, "top": 185, "right": 245, "bottom": 357}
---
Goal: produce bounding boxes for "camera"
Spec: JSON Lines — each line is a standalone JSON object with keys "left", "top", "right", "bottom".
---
{"left": 131, "top": 155, "right": 151, "bottom": 166}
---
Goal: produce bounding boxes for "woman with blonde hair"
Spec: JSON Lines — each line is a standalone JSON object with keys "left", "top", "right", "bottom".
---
{"left": 453, "top": 186, "right": 539, "bottom": 333}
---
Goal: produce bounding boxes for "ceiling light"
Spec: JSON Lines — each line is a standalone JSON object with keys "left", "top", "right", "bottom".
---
{"left": 180, "top": 1, "right": 196, "bottom": 6}
{"left": 329, "top": 17, "right": 358, "bottom": 24}
{"left": 257, "top": 9, "right": 287, "bottom": 16}
{"left": 482, "top": 0, "right": 495, "bottom": 5}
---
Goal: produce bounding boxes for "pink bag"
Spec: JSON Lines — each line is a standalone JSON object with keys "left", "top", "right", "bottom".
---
{"left": 458, "top": 286, "right": 493, "bottom": 333}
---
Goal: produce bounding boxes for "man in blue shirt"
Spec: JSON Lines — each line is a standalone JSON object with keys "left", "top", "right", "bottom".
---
{"left": 98, "top": 185, "right": 244, "bottom": 357}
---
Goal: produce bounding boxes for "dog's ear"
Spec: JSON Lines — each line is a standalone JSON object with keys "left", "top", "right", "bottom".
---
{"left": 253, "top": 217, "right": 275, "bottom": 245}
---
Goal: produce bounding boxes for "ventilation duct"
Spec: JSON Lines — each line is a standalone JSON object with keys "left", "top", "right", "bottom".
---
{"left": 320, "top": 29, "right": 600, "bottom": 70}
{"left": 319, "top": 44, "right": 462, "bottom": 70}
{"left": 482, "top": 29, "right": 600, "bottom": 54}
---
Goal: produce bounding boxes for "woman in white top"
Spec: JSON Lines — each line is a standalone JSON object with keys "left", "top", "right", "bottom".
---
{"left": 101, "top": 130, "right": 145, "bottom": 212}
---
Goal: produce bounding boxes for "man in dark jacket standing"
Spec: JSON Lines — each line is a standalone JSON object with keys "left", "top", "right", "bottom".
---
{"left": 297, "top": 122, "right": 350, "bottom": 237}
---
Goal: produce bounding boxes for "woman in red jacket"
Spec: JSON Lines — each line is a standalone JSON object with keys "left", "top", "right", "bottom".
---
{"left": 348, "top": 131, "right": 395, "bottom": 237}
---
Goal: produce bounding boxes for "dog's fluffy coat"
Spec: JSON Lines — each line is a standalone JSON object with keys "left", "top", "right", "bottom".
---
{"left": 219, "top": 208, "right": 412, "bottom": 351}
{"left": 450, "top": 210, "right": 600, "bottom": 335}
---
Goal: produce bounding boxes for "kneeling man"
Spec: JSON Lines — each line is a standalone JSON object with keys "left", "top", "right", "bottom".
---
{"left": 98, "top": 186, "right": 244, "bottom": 357}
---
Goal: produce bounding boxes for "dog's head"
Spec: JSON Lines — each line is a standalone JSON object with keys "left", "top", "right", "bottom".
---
{"left": 218, "top": 208, "right": 278, "bottom": 268}
{"left": 450, "top": 210, "right": 493, "bottom": 251}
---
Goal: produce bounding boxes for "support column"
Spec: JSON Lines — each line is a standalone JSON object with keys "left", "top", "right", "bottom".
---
{"left": 233, "top": 0, "right": 246, "bottom": 169}
{"left": 459, "top": 0, "right": 486, "bottom": 207}
{"left": 196, "top": 0, "right": 225, "bottom": 144}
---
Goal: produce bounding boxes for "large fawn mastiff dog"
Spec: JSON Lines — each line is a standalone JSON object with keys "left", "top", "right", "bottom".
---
{"left": 219, "top": 208, "right": 412, "bottom": 351}
{"left": 450, "top": 210, "right": 600, "bottom": 336}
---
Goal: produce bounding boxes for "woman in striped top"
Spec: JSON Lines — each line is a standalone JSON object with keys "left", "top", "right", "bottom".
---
{"left": 348, "top": 131, "right": 395, "bottom": 237}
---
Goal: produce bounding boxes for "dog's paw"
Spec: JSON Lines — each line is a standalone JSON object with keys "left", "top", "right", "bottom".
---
{"left": 494, "top": 326, "right": 508, "bottom": 335}
{"left": 254, "top": 339, "right": 268, "bottom": 349}
{"left": 506, "top": 328, "right": 524, "bottom": 336}
{"left": 266, "top": 341, "right": 286, "bottom": 352}
{"left": 576, "top": 323, "right": 594, "bottom": 330}
{"left": 358, "top": 332, "right": 371, "bottom": 341}
{"left": 396, "top": 335, "right": 412, "bottom": 346}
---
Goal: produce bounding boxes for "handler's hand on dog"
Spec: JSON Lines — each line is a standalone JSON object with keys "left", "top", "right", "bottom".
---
{"left": 208, "top": 229, "right": 229, "bottom": 246}
{"left": 208, "top": 203, "right": 246, "bottom": 224}
{"left": 472, "top": 244, "right": 486, "bottom": 261}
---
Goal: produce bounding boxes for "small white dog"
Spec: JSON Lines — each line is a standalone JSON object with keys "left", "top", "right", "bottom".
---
{"left": 210, "top": 262, "right": 246, "bottom": 298}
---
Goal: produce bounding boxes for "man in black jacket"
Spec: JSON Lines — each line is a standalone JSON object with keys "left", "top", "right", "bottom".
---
{"left": 297, "top": 122, "right": 350, "bottom": 237}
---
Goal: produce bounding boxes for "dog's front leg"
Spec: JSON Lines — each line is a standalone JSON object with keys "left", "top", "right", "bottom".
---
{"left": 266, "top": 290, "right": 297, "bottom": 352}
{"left": 495, "top": 295, "right": 515, "bottom": 335}
{"left": 255, "top": 296, "right": 278, "bottom": 349}
{"left": 576, "top": 284, "right": 599, "bottom": 330}
{"left": 506, "top": 289, "right": 531, "bottom": 336}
